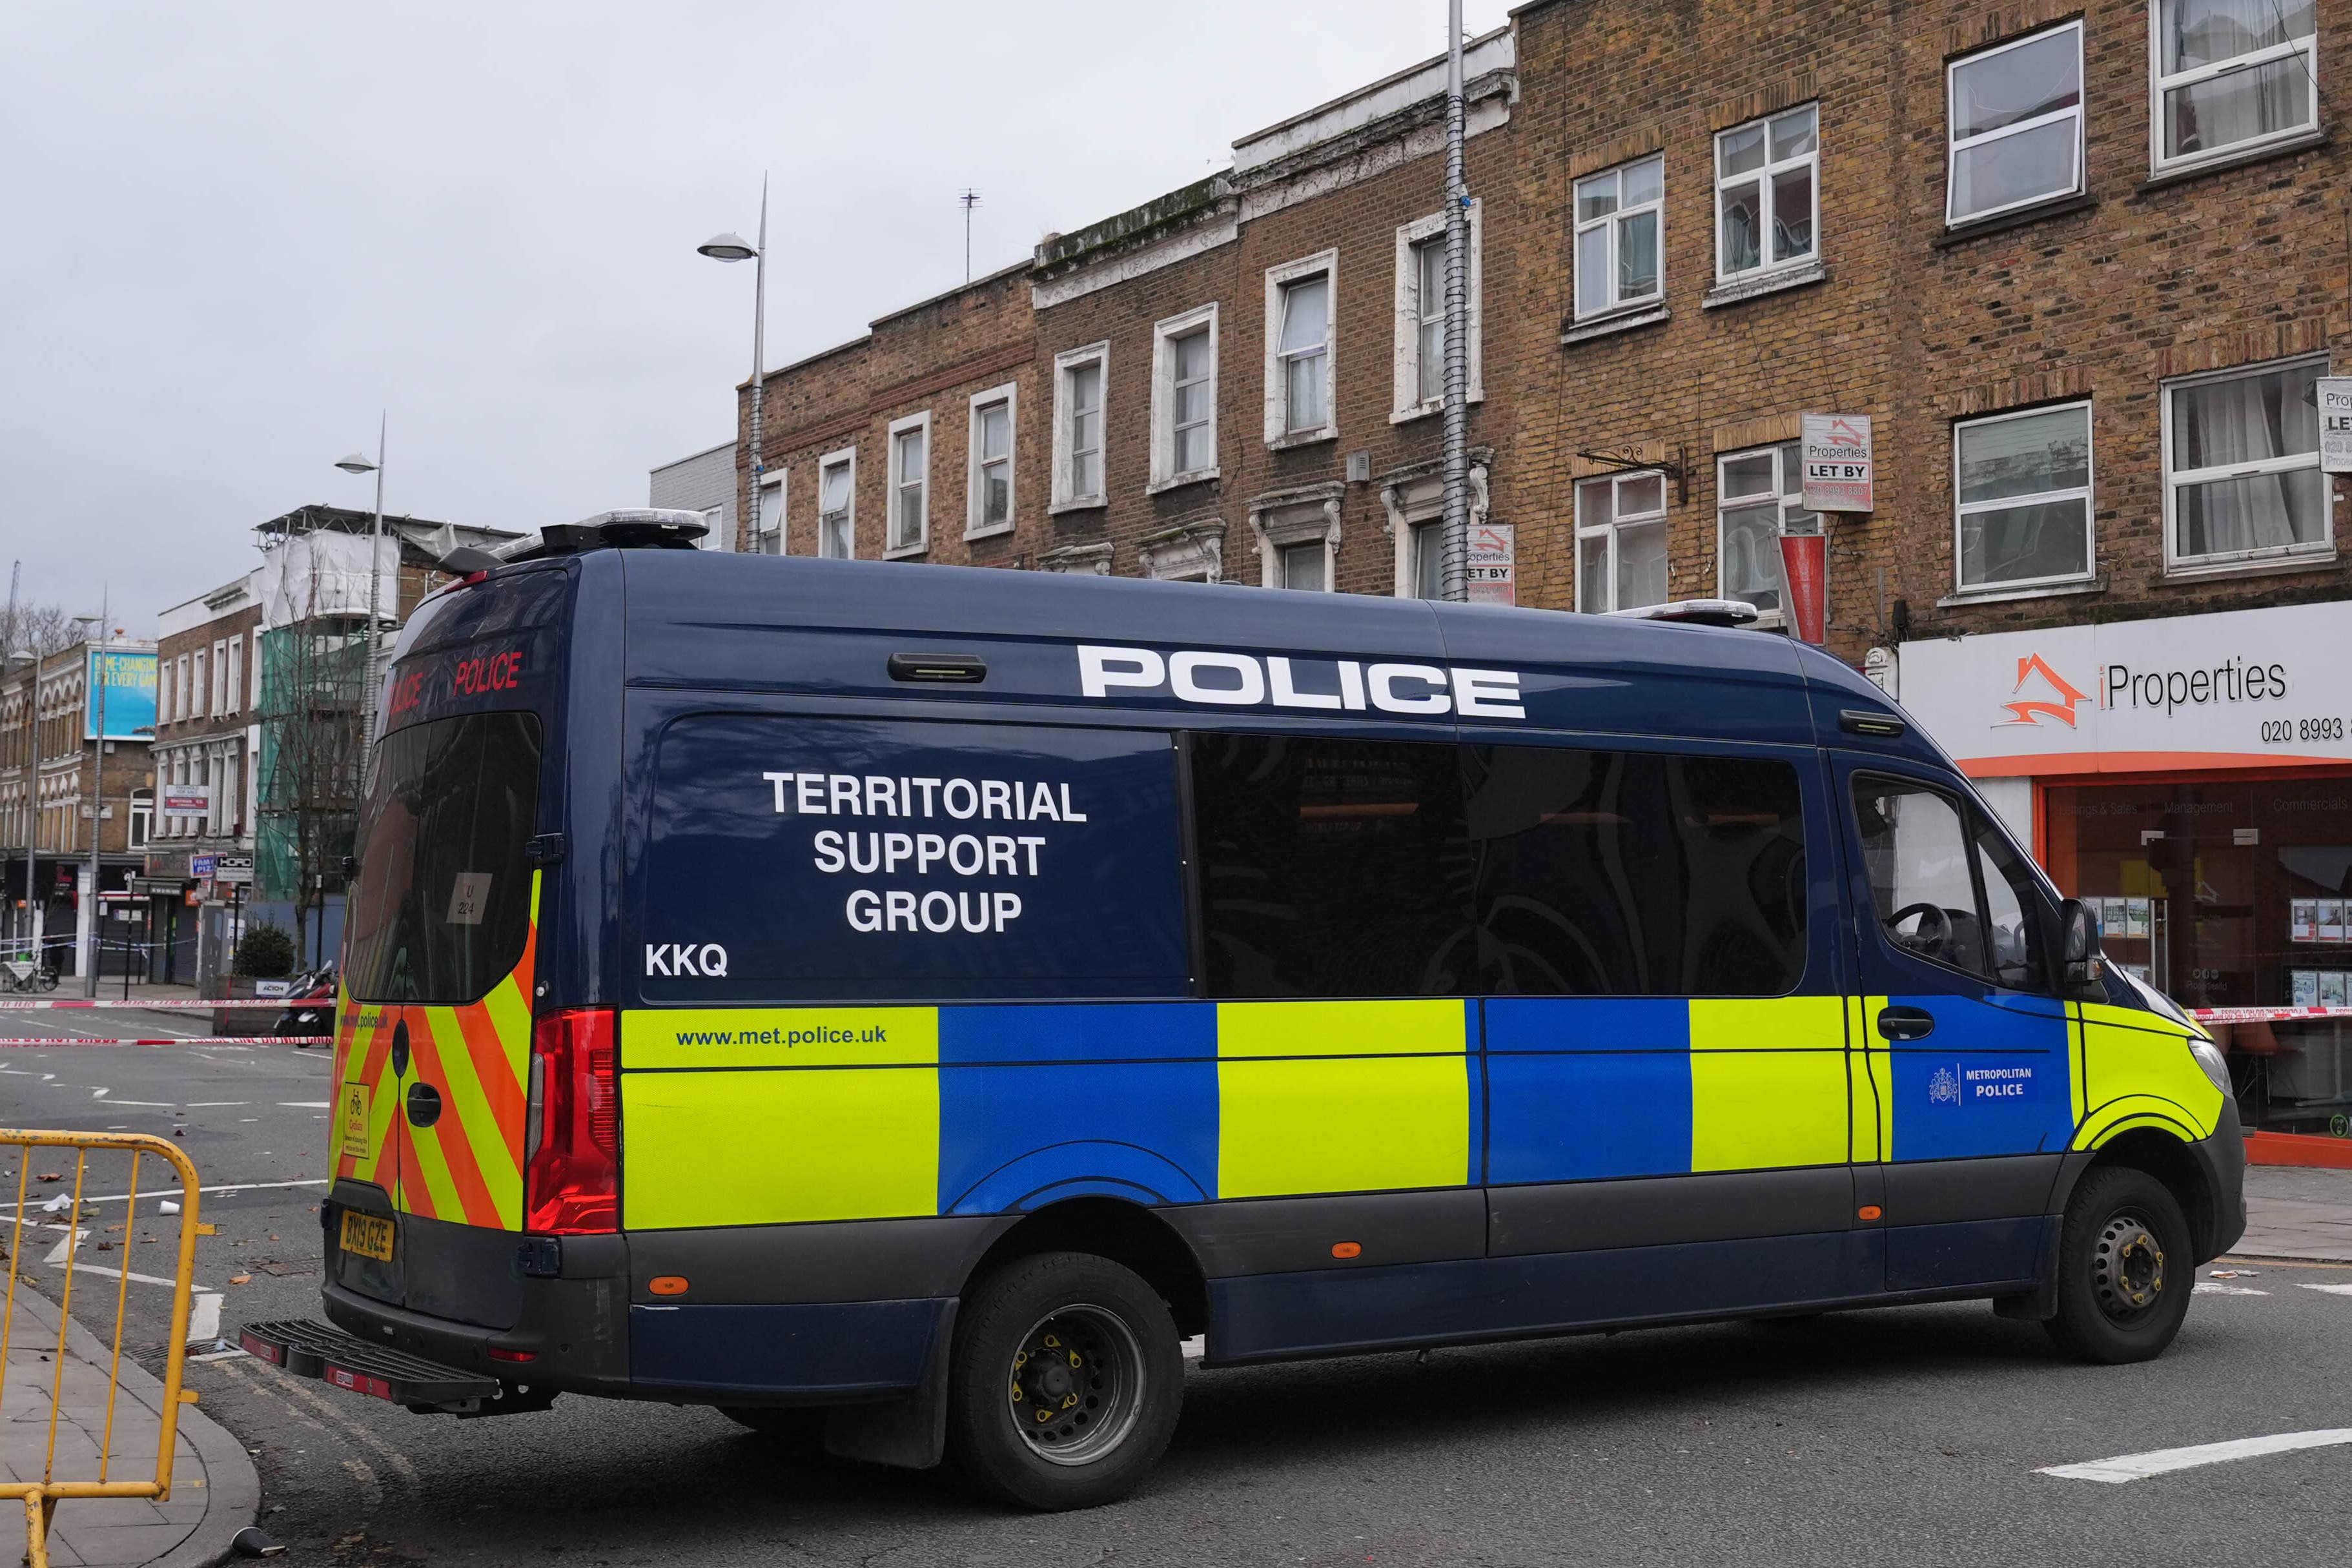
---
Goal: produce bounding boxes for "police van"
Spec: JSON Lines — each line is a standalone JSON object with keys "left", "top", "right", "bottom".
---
{"left": 246, "top": 512, "right": 2245, "bottom": 1511}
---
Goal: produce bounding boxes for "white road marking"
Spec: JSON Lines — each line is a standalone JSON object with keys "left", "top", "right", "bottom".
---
{"left": 90, "top": 1088, "right": 108, "bottom": 1098}
{"left": 2041, "top": 1429, "right": 2352, "bottom": 1483}
{"left": 3, "top": 1176, "right": 328, "bottom": 1214}
{"left": 183, "top": 1101, "right": 249, "bottom": 1107}
{"left": 2194, "top": 1283, "right": 2269, "bottom": 1296}
{"left": 104, "top": 1099, "right": 179, "bottom": 1107}
{"left": 277, "top": 1101, "right": 331, "bottom": 1109}
{"left": 2297, "top": 1283, "right": 2352, "bottom": 1296}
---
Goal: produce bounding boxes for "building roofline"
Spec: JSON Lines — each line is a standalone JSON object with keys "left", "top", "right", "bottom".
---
{"left": 1230, "top": 22, "right": 1513, "bottom": 156}
{"left": 868, "top": 257, "right": 1033, "bottom": 331}
{"left": 653, "top": 438, "right": 737, "bottom": 471}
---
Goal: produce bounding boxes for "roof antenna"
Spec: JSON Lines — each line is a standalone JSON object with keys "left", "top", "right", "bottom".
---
{"left": 959, "top": 188, "right": 981, "bottom": 283}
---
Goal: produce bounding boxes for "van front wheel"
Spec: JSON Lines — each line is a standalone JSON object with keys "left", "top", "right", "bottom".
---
{"left": 946, "top": 1251, "right": 1182, "bottom": 1510}
{"left": 2043, "top": 1165, "right": 2193, "bottom": 1365}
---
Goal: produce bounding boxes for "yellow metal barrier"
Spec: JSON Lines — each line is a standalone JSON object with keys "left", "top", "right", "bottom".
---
{"left": 0, "top": 1132, "right": 199, "bottom": 1568}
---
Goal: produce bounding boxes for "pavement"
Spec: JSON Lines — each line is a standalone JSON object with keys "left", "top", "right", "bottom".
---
{"left": 5, "top": 1012, "right": 2352, "bottom": 1565}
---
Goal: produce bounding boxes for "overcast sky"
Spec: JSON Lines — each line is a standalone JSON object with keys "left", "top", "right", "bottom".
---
{"left": 2, "top": 1, "right": 1513, "bottom": 638}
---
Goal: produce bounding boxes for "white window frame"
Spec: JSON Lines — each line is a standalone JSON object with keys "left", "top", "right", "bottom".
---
{"left": 1713, "top": 105, "right": 1820, "bottom": 283}
{"left": 1050, "top": 342, "right": 1110, "bottom": 510}
{"left": 1945, "top": 23, "right": 2086, "bottom": 227}
{"left": 1263, "top": 250, "right": 1338, "bottom": 446}
{"left": 1714, "top": 442, "right": 1818, "bottom": 629}
{"left": 158, "top": 660, "right": 174, "bottom": 729}
{"left": 755, "top": 470, "right": 784, "bottom": 555}
{"left": 247, "top": 631, "right": 260, "bottom": 709}
{"left": 1393, "top": 207, "right": 1485, "bottom": 422}
{"left": 1250, "top": 498, "right": 1341, "bottom": 592}
{"left": 222, "top": 636, "right": 242, "bottom": 714}
{"left": 885, "top": 412, "right": 931, "bottom": 558}
{"left": 1572, "top": 156, "right": 1666, "bottom": 322}
{"left": 174, "top": 655, "right": 190, "bottom": 722}
{"left": 1149, "top": 304, "right": 1220, "bottom": 491}
{"left": 1952, "top": 400, "right": 2097, "bottom": 593}
{"left": 2161, "top": 354, "right": 2333, "bottom": 573}
{"left": 2149, "top": 0, "right": 2319, "bottom": 176}
{"left": 815, "top": 447, "right": 857, "bottom": 560}
{"left": 211, "top": 640, "right": 228, "bottom": 717}
{"left": 1573, "top": 469, "right": 1671, "bottom": 613}
{"left": 965, "top": 382, "right": 1018, "bottom": 539}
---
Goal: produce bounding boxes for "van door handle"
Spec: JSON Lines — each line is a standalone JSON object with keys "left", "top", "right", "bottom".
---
{"left": 1877, "top": 1006, "right": 1936, "bottom": 1043}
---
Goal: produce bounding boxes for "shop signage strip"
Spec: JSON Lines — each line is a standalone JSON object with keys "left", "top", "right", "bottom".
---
{"left": 0, "top": 1036, "right": 332, "bottom": 1048}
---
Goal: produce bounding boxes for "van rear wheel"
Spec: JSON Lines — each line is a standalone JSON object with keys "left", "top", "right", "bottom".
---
{"left": 2043, "top": 1166, "right": 2193, "bottom": 1365}
{"left": 946, "top": 1251, "right": 1181, "bottom": 1510}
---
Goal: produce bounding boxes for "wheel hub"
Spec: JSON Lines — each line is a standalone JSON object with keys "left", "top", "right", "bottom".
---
{"left": 2092, "top": 1213, "right": 2166, "bottom": 1321}
{"left": 1005, "top": 1305, "right": 1145, "bottom": 1466}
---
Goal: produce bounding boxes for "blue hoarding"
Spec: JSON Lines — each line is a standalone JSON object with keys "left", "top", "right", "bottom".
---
{"left": 85, "top": 649, "right": 157, "bottom": 741}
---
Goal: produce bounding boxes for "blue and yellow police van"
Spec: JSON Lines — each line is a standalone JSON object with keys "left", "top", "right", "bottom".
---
{"left": 245, "top": 511, "right": 2245, "bottom": 1510}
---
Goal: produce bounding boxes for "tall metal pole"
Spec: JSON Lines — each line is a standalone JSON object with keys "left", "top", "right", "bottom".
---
{"left": 1438, "top": 0, "right": 1473, "bottom": 602}
{"left": 362, "top": 413, "right": 386, "bottom": 753}
{"left": 83, "top": 595, "right": 107, "bottom": 998}
{"left": 18, "top": 648, "right": 39, "bottom": 961}
{"left": 749, "top": 176, "right": 769, "bottom": 553}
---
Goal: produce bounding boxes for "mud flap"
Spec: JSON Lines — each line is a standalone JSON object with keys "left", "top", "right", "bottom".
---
{"left": 824, "top": 1299, "right": 957, "bottom": 1469}
{"left": 1991, "top": 1216, "right": 2063, "bottom": 1321}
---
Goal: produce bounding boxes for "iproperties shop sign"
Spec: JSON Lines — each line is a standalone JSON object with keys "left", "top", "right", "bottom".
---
{"left": 1897, "top": 599, "right": 2352, "bottom": 776}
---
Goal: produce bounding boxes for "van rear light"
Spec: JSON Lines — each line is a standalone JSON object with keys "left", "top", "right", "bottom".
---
{"left": 524, "top": 1008, "right": 619, "bottom": 1235}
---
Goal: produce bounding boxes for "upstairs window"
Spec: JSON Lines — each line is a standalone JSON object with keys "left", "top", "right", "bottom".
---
{"left": 817, "top": 451, "right": 855, "bottom": 560}
{"left": 887, "top": 414, "right": 929, "bottom": 555}
{"left": 1052, "top": 344, "right": 1109, "bottom": 507}
{"left": 1573, "top": 155, "right": 1663, "bottom": 320}
{"left": 1954, "top": 402, "right": 2094, "bottom": 591}
{"left": 1575, "top": 470, "right": 1669, "bottom": 613}
{"left": 1716, "top": 105, "right": 1818, "bottom": 280}
{"left": 1947, "top": 24, "right": 2084, "bottom": 225}
{"left": 1150, "top": 306, "right": 1218, "bottom": 489}
{"left": 2154, "top": 0, "right": 2318, "bottom": 172}
{"left": 2164, "top": 356, "right": 2329, "bottom": 570}
{"left": 1415, "top": 238, "right": 1447, "bottom": 403}
{"left": 967, "top": 385, "right": 1016, "bottom": 537}
{"left": 1275, "top": 270, "right": 1332, "bottom": 436}
{"left": 1717, "top": 442, "right": 1816, "bottom": 624}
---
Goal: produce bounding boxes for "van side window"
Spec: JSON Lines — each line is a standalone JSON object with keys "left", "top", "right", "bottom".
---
{"left": 1852, "top": 775, "right": 2047, "bottom": 991}
{"left": 1466, "top": 746, "right": 1808, "bottom": 996}
{"left": 1190, "top": 736, "right": 1474, "bottom": 997}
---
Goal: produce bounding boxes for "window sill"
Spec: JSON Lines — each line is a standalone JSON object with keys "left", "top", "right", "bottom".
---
{"left": 2161, "top": 551, "right": 2338, "bottom": 584}
{"left": 1935, "top": 576, "right": 2105, "bottom": 609}
{"left": 1389, "top": 391, "right": 1487, "bottom": 425}
{"left": 1047, "top": 496, "right": 1108, "bottom": 516}
{"left": 1266, "top": 427, "right": 1338, "bottom": 452}
{"left": 1560, "top": 303, "right": 1670, "bottom": 345}
{"left": 1145, "top": 467, "right": 1220, "bottom": 496}
{"left": 883, "top": 542, "right": 929, "bottom": 561}
{"left": 2137, "top": 128, "right": 2331, "bottom": 196}
{"left": 1932, "top": 192, "right": 2098, "bottom": 249}
{"left": 1703, "top": 261, "right": 1827, "bottom": 310}
{"left": 962, "top": 521, "right": 1016, "bottom": 542}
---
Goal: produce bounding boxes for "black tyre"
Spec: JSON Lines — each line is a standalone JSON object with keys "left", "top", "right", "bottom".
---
{"left": 2043, "top": 1165, "right": 2193, "bottom": 1365}
{"left": 946, "top": 1251, "right": 1182, "bottom": 1511}
{"left": 719, "top": 1405, "right": 830, "bottom": 1459}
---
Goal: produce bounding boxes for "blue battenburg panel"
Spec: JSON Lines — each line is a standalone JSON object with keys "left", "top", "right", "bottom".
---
{"left": 938, "top": 1003, "right": 1218, "bottom": 1212}
{"left": 1483, "top": 998, "right": 1692, "bottom": 1183}
{"left": 1887, "top": 995, "right": 2072, "bottom": 1161}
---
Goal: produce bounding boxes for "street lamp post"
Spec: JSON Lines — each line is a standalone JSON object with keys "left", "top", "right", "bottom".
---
{"left": 335, "top": 417, "right": 388, "bottom": 753}
{"left": 700, "top": 175, "right": 770, "bottom": 553}
{"left": 9, "top": 644, "right": 39, "bottom": 961}
{"left": 74, "top": 609, "right": 103, "bottom": 998}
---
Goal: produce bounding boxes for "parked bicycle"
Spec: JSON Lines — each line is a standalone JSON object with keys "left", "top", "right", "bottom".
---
{"left": 2, "top": 958, "right": 61, "bottom": 993}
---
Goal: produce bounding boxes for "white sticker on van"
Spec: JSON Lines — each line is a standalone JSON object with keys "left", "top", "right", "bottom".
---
{"left": 1076, "top": 645, "right": 1526, "bottom": 719}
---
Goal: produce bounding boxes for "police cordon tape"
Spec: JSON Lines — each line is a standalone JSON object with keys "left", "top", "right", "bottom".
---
{"left": 0, "top": 1038, "right": 332, "bottom": 1048}
{"left": 0, "top": 999, "right": 309, "bottom": 1011}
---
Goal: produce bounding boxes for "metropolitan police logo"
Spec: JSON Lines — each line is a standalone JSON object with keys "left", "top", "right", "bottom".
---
{"left": 1928, "top": 1066, "right": 1961, "bottom": 1107}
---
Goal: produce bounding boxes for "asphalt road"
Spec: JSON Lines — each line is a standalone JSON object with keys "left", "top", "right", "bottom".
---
{"left": 5, "top": 1015, "right": 2351, "bottom": 1568}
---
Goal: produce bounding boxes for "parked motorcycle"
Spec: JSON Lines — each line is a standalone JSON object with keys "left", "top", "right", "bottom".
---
{"left": 269, "top": 962, "right": 337, "bottom": 1044}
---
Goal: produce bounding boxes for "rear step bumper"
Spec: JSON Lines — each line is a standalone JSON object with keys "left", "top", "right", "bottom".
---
{"left": 241, "top": 1319, "right": 504, "bottom": 1407}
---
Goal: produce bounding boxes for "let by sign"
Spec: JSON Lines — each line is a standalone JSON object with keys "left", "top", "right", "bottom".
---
{"left": 2319, "top": 379, "right": 2352, "bottom": 474}
{"left": 1801, "top": 413, "right": 1875, "bottom": 512}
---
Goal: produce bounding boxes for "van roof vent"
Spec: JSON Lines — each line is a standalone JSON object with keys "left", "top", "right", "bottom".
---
{"left": 1603, "top": 598, "right": 1762, "bottom": 628}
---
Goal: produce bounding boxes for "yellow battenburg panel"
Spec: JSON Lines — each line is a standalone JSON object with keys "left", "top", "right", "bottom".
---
{"left": 1688, "top": 996, "right": 1850, "bottom": 1172}
{"left": 1215, "top": 1000, "right": 1469, "bottom": 1199}
{"left": 2074, "top": 1002, "right": 2224, "bottom": 1146}
{"left": 620, "top": 1007, "right": 941, "bottom": 1229}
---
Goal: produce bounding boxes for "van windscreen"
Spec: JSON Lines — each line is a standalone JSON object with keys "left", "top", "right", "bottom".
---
{"left": 344, "top": 711, "right": 542, "bottom": 1005}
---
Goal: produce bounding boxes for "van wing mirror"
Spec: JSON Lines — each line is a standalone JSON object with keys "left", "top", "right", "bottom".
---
{"left": 2059, "top": 897, "right": 2101, "bottom": 987}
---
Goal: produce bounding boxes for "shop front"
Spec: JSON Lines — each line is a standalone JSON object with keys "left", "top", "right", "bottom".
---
{"left": 1899, "top": 598, "right": 2352, "bottom": 1149}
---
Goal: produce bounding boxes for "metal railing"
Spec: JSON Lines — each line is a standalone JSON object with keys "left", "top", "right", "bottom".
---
{"left": 0, "top": 1132, "right": 199, "bottom": 1568}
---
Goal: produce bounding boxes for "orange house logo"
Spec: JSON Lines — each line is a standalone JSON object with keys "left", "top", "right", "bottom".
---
{"left": 1999, "top": 653, "right": 2091, "bottom": 727}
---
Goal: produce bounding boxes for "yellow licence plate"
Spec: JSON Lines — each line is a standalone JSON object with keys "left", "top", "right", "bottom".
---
{"left": 340, "top": 1210, "right": 395, "bottom": 1263}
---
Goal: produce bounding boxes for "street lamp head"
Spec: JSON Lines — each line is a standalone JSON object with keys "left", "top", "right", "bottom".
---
{"left": 697, "top": 232, "right": 758, "bottom": 261}
{"left": 334, "top": 452, "right": 378, "bottom": 474}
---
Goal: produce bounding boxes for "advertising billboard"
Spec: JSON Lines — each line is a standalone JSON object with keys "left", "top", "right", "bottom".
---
{"left": 84, "top": 647, "right": 158, "bottom": 742}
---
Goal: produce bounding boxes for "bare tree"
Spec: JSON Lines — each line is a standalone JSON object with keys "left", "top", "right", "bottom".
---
{"left": 0, "top": 600, "right": 85, "bottom": 658}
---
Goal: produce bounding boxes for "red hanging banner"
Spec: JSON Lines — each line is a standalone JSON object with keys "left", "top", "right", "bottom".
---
{"left": 1779, "top": 533, "right": 1829, "bottom": 646}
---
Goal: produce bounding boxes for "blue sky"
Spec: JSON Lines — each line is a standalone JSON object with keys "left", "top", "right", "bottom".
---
{"left": 2, "top": 1, "right": 1512, "bottom": 635}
